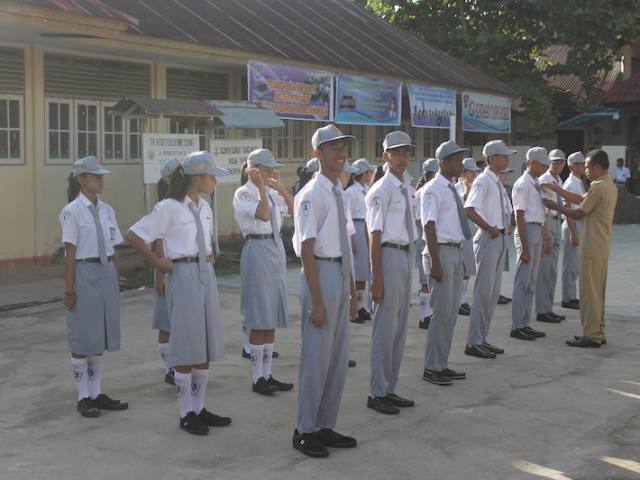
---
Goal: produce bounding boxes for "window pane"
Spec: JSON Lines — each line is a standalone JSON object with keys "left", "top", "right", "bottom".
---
{"left": 9, "top": 100, "right": 19, "bottom": 129}
{"left": 129, "top": 119, "right": 139, "bottom": 133}
{"left": 60, "top": 104, "right": 70, "bottom": 130}
{"left": 0, "top": 132, "right": 7, "bottom": 159}
{"left": 114, "top": 114, "right": 122, "bottom": 132}
{"left": 9, "top": 130, "right": 20, "bottom": 159}
{"left": 49, "top": 132, "right": 59, "bottom": 159}
{"left": 0, "top": 100, "right": 7, "bottom": 129}
{"left": 78, "top": 105, "right": 86, "bottom": 130}
{"left": 88, "top": 106, "right": 97, "bottom": 131}
{"left": 129, "top": 135, "right": 139, "bottom": 159}
{"left": 88, "top": 133, "right": 98, "bottom": 156}
{"left": 78, "top": 132, "right": 87, "bottom": 158}
{"left": 114, "top": 134, "right": 123, "bottom": 158}
{"left": 104, "top": 111, "right": 112, "bottom": 131}
{"left": 48, "top": 102, "right": 58, "bottom": 130}
{"left": 105, "top": 133, "right": 113, "bottom": 159}
{"left": 60, "top": 132, "right": 70, "bottom": 159}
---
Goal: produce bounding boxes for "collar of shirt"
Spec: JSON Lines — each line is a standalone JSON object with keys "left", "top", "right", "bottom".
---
{"left": 182, "top": 194, "right": 204, "bottom": 211}
{"left": 77, "top": 192, "right": 103, "bottom": 209}
{"left": 484, "top": 167, "right": 500, "bottom": 183}
{"left": 525, "top": 171, "right": 539, "bottom": 188}
{"left": 316, "top": 172, "right": 340, "bottom": 192}
{"left": 434, "top": 172, "right": 455, "bottom": 189}
{"left": 358, "top": 182, "right": 368, "bottom": 195}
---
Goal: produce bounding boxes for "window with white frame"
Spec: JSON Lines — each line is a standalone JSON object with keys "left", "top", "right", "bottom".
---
{"left": 47, "top": 99, "right": 73, "bottom": 163}
{"left": 339, "top": 124, "right": 365, "bottom": 160}
{"left": 127, "top": 118, "right": 144, "bottom": 163}
{"left": 260, "top": 128, "right": 275, "bottom": 153}
{"left": 0, "top": 96, "right": 23, "bottom": 164}
{"left": 76, "top": 101, "right": 99, "bottom": 159}
{"left": 275, "top": 121, "right": 289, "bottom": 159}
{"left": 103, "top": 104, "right": 124, "bottom": 163}
{"left": 170, "top": 118, "right": 212, "bottom": 150}
{"left": 422, "top": 128, "right": 449, "bottom": 160}
{"left": 290, "top": 120, "right": 305, "bottom": 160}
{"left": 374, "top": 125, "right": 395, "bottom": 159}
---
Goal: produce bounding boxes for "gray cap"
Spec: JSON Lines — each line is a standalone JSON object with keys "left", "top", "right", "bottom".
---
{"left": 183, "top": 151, "right": 229, "bottom": 177}
{"left": 247, "top": 148, "right": 283, "bottom": 168}
{"left": 526, "top": 147, "right": 550, "bottom": 166}
{"left": 423, "top": 158, "right": 438, "bottom": 173}
{"left": 549, "top": 148, "right": 567, "bottom": 162}
{"left": 72, "top": 156, "right": 111, "bottom": 178}
{"left": 311, "top": 124, "right": 355, "bottom": 149}
{"left": 305, "top": 157, "right": 319, "bottom": 173}
{"left": 435, "top": 140, "right": 468, "bottom": 161}
{"left": 567, "top": 151, "right": 586, "bottom": 166}
{"left": 483, "top": 140, "right": 516, "bottom": 158}
{"left": 352, "top": 158, "right": 375, "bottom": 174}
{"left": 344, "top": 162, "right": 359, "bottom": 174}
{"left": 383, "top": 131, "right": 414, "bottom": 151}
{"left": 160, "top": 158, "right": 180, "bottom": 180}
{"left": 462, "top": 157, "right": 481, "bottom": 171}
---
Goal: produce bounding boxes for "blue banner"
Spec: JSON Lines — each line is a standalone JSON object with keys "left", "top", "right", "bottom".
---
{"left": 335, "top": 74, "right": 402, "bottom": 126}
{"left": 408, "top": 84, "right": 456, "bottom": 129}
{"left": 462, "top": 91, "right": 511, "bottom": 133}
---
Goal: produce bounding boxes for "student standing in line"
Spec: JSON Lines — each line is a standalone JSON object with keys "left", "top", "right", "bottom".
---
{"left": 498, "top": 166, "right": 514, "bottom": 305}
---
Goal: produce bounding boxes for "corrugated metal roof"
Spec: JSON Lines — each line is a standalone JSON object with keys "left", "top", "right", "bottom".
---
{"left": 15, "top": 0, "right": 515, "bottom": 96}
{"left": 207, "top": 100, "right": 284, "bottom": 128}
{"left": 110, "top": 97, "right": 223, "bottom": 117}
{"left": 601, "top": 72, "right": 640, "bottom": 105}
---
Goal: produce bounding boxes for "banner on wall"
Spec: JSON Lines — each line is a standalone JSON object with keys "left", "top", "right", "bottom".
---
{"left": 407, "top": 84, "right": 456, "bottom": 129}
{"left": 247, "top": 60, "right": 333, "bottom": 121}
{"left": 462, "top": 91, "right": 511, "bottom": 133}
{"left": 142, "top": 133, "right": 199, "bottom": 184}
{"left": 335, "top": 74, "right": 402, "bottom": 126}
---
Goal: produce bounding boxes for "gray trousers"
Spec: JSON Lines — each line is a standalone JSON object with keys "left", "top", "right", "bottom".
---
{"left": 297, "top": 260, "right": 349, "bottom": 434}
{"left": 512, "top": 224, "right": 543, "bottom": 329}
{"left": 370, "top": 246, "right": 412, "bottom": 397}
{"left": 561, "top": 220, "right": 581, "bottom": 302}
{"left": 466, "top": 230, "right": 506, "bottom": 346}
{"left": 425, "top": 245, "right": 463, "bottom": 371}
{"left": 535, "top": 216, "right": 561, "bottom": 314}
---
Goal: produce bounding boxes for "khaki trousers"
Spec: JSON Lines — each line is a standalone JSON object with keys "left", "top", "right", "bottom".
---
{"left": 579, "top": 256, "right": 608, "bottom": 342}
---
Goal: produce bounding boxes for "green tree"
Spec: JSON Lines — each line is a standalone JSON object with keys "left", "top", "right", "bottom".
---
{"left": 357, "top": 0, "right": 640, "bottom": 134}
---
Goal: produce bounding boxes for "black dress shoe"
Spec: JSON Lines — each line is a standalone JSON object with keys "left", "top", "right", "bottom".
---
{"left": 252, "top": 377, "right": 278, "bottom": 396}
{"left": 442, "top": 368, "right": 466, "bottom": 380}
{"left": 549, "top": 311, "right": 566, "bottom": 321}
{"left": 458, "top": 304, "right": 471, "bottom": 316}
{"left": 562, "top": 299, "right": 580, "bottom": 309}
{"left": 242, "top": 348, "right": 251, "bottom": 359}
{"left": 93, "top": 393, "right": 128, "bottom": 410}
{"left": 418, "top": 316, "right": 431, "bottom": 330}
{"left": 386, "top": 393, "right": 415, "bottom": 407}
{"left": 367, "top": 396, "right": 400, "bottom": 415}
{"left": 77, "top": 397, "right": 100, "bottom": 418}
{"left": 482, "top": 342, "right": 504, "bottom": 355}
{"left": 293, "top": 429, "right": 329, "bottom": 458}
{"left": 574, "top": 335, "right": 607, "bottom": 345}
{"left": 566, "top": 336, "right": 601, "bottom": 348}
{"left": 198, "top": 408, "right": 231, "bottom": 427}
{"left": 536, "top": 313, "right": 561, "bottom": 323}
{"left": 357, "top": 307, "right": 371, "bottom": 322}
{"left": 272, "top": 351, "right": 280, "bottom": 358}
{"left": 522, "top": 326, "right": 546, "bottom": 338}
{"left": 268, "top": 376, "right": 294, "bottom": 391}
{"left": 180, "top": 411, "right": 209, "bottom": 435}
{"left": 497, "top": 294, "right": 512, "bottom": 305}
{"left": 164, "top": 369, "right": 175, "bottom": 386}
{"left": 510, "top": 328, "right": 536, "bottom": 341}
{"left": 422, "top": 369, "right": 453, "bottom": 386}
{"left": 464, "top": 344, "right": 496, "bottom": 359}
{"left": 348, "top": 360, "right": 356, "bottom": 368}
{"left": 316, "top": 428, "right": 357, "bottom": 448}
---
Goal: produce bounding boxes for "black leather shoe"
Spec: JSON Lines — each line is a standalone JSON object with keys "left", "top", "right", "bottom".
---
{"left": 458, "top": 304, "right": 471, "bottom": 316}
{"left": 510, "top": 328, "right": 536, "bottom": 341}
{"left": 418, "top": 316, "right": 431, "bottom": 330}
{"left": 422, "top": 369, "right": 453, "bottom": 386}
{"left": 536, "top": 313, "right": 561, "bottom": 323}
{"left": 268, "top": 376, "right": 294, "bottom": 391}
{"left": 482, "top": 342, "right": 504, "bottom": 355}
{"left": 164, "top": 369, "right": 175, "bottom": 386}
{"left": 523, "top": 326, "right": 546, "bottom": 338}
{"left": 180, "top": 411, "right": 209, "bottom": 435}
{"left": 386, "top": 393, "right": 415, "bottom": 407}
{"left": 252, "top": 377, "right": 278, "bottom": 396}
{"left": 316, "top": 428, "right": 357, "bottom": 448}
{"left": 272, "top": 351, "right": 280, "bottom": 358}
{"left": 367, "top": 396, "right": 400, "bottom": 415}
{"left": 465, "top": 344, "right": 496, "bottom": 359}
{"left": 549, "top": 311, "right": 566, "bottom": 321}
{"left": 93, "top": 393, "right": 128, "bottom": 410}
{"left": 241, "top": 348, "right": 251, "bottom": 359}
{"left": 574, "top": 335, "right": 606, "bottom": 345}
{"left": 293, "top": 429, "right": 329, "bottom": 458}
{"left": 348, "top": 360, "right": 356, "bottom": 368}
{"left": 498, "top": 294, "right": 512, "bottom": 305}
{"left": 566, "top": 336, "right": 601, "bottom": 348}
{"left": 562, "top": 299, "right": 580, "bottom": 309}
{"left": 198, "top": 408, "right": 231, "bottom": 427}
{"left": 442, "top": 368, "right": 466, "bottom": 380}
{"left": 357, "top": 307, "right": 371, "bottom": 322}
{"left": 77, "top": 397, "right": 100, "bottom": 418}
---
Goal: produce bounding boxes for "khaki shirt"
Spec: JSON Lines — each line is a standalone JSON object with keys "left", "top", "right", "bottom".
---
{"left": 579, "top": 175, "right": 617, "bottom": 259}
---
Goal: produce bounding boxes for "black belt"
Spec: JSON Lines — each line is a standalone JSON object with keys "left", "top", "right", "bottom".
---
{"left": 381, "top": 242, "right": 410, "bottom": 251}
{"left": 76, "top": 256, "right": 113, "bottom": 263}
{"left": 173, "top": 255, "right": 211, "bottom": 263}
{"left": 314, "top": 255, "right": 342, "bottom": 263}
{"left": 352, "top": 218, "right": 366, "bottom": 223}
{"left": 438, "top": 242, "right": 462, "bottom": 248}
{"left": 526, "top": 222, "right": 543, "bottom": 226}
{"left": 246, "top": 234, "right": 277, "bottom": 240}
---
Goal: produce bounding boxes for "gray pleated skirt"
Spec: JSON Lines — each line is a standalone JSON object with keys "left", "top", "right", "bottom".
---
{"left": 165, "top": 262, "right": 224, "bottom": 367}
{"left": 352, "top": 220, "right": 370, "bottom": 282}
{"left": 240, "top": 238, "right": 288, "bottom": 330}
{"left": 66, "top": 261, "right": 120, "bottom": 355}
{"left": 152, "top": 290, "right": 171, "bottom": 332}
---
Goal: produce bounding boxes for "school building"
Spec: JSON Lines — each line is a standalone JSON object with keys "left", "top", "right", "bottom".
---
{"left": 0, "top": 0, "right": 514, "bottom": 265}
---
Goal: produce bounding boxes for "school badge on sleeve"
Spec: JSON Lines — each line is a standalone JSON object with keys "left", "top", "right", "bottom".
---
{"left": 301, "top": 201, "right": 311, "bottom": 216}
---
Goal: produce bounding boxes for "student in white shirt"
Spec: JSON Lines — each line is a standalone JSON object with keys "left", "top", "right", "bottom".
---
{"left": 59, "top": 156, "right": 128, "bottom": 418}
{"left": 613, "top": 158, "right": 630, "bottom": 190}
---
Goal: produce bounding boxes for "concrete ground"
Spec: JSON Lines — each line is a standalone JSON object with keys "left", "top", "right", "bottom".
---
{"left": 1, "top": 225, "right": 639, "bottom": 480}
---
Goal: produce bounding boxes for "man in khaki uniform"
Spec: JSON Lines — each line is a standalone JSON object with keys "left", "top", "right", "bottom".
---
{"left": 540, "top": 150, "right": 617, "bottom": 347}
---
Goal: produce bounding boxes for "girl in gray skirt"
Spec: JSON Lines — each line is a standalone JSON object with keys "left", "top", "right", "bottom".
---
{"left": 233, "top": 149, "right": 294, "bottom": 396}
{"left": 59, "top": 156, "right": 129, "bottom": 418}
{"left": 126, "top": 151, "right": 231, "bottom": 436}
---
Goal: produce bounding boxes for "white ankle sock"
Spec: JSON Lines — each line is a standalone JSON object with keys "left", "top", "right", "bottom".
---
{"left": 174, "top": 371, "right": 193, "bottom": 418}
{"left": 262, "top": 343, "right": 274, "bottom": 379}
{"left": 250, "top": 343, "right": 264, "bottom": 384}
{"left": 242, "top": 325, "right": 251, "bottom": 353}
{"left": 159, "top": 343, "right": 171, "bottom": 373}
{"left": 86, "top": 355, "right": 102, "bottom": 400}
{"left": 190, "top": 368, "right": 209, "bottom": 415}
{"left": 71, "top": 357, "right": 89, "bottom": 401}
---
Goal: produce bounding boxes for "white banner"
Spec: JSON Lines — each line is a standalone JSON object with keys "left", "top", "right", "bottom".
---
{"left": 209, "top": 138, "right": 264, "bottom": 184}
{"left": 142, "top": 133, "right": 199, "bottom": 184}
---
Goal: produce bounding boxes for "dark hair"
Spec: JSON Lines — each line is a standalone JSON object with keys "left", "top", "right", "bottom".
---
{"left": 586, "top": 149, "right": 609, "bottom": 170}
{"left": 67, "top": 173, "right": 81, "bottom": 202}
{"left": 240, "top": 161, "right": 249, "bottom": 185}
{"left": 345, "top": 173, "right": 355, "bottom": 189}
{"left": 616, "top": 158, "right": 624, "bottom": 164}
{"left": 372, "top": 165, "right": 385, "bottom": 184}
{"left": 166, "top": 165, "right": 193, "bottom": 201}
{"left": 157, "top": 178, "right": 169, "bottom": 199}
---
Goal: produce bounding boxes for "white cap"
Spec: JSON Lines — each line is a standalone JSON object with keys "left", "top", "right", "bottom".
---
{"left": 383, "top": 131, "right": 414, "bottom": 151}
{"left": 352, "top": 158, "right": 375, "bottom": 174}
{"left": 344, "top": 162, "right": 358, "bottom": 174}
{"left": 311, "top": 124, "right": 354, "bottom": 149}
{"left": 160, "top": 158, "right": 180, "bottom": 180}
{"left": 435, "top": 140, "right": 467, "bottom": 161}
{"left": 462, "top": 158, "right": 481, "bottom": 171}
{"left": 423, "top": 158, "right": 438, "bottom": 173}
{"left": 72, "top": 156, "right": 111, "bottom": 177}
{"left": 567, "top": 151, "right": 586, "bottom": 166}
{"left": 183, "top": 151, "right": 229, "bottom": 177}
{"left": 549, "top": 149, "right": 567, "bottom": 162}
{"left": 483, "top": 140, "right": 516, "bottom": 158}
{"left": 526, "top": 147, "right": 550, "bottom": 166}
{"left": 247, "top": 148, "right": 282, "bottom": 168}
{"left": 305, "top": 157, "right": 319, "bottom": 173}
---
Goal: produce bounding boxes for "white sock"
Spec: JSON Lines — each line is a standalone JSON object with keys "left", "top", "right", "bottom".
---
{"left": 419, "top": 291, "right": 432, "bottom": 319}
{"left": 159, "top": 343, "right": 171, "bottom": 373}
{"left": 190, "top": 368, "right": 209, "bottom": 415}
{"left": 262, "top": 343, "right": 274, "bottom": 379}
{"left": 174, "top": 371, "right": 193, "bottom": 418}
{"left": 242, "top": 325, "right": 251, "bottom": 353}
{"left": 86, "top": 355, "right": 102, "bottom": 400}
{"left": 250, "top": 343, "right": 264, "bottom": 384}
{"left": 71, "top": 357, "right": 89, "bottom": 401}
